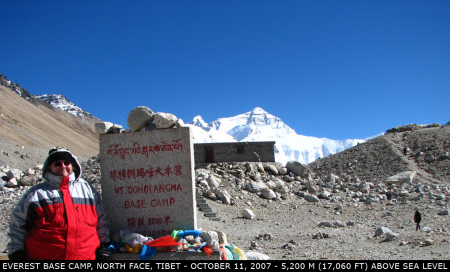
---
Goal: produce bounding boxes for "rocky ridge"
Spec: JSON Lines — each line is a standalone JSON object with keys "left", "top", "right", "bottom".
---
{"left": 0, "top": 73, "right": 33, "bottom": 99}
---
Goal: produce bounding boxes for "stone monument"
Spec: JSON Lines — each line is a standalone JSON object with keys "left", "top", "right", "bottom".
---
{"left": 99, "top": 127, "right": 197, "bottom": 238}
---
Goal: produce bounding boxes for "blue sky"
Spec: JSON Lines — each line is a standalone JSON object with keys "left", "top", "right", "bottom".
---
{"left": 1, "top": 0, "right": 449, "bottom": 140}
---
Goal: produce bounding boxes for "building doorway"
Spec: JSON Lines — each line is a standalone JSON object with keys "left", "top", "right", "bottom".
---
{"left": 205, "top": 148, "right": 214, "bottom": 163}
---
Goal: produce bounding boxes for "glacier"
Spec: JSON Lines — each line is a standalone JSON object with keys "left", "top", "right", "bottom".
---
{"left": 187, "top": 107, "right": 365, "bottom": 165}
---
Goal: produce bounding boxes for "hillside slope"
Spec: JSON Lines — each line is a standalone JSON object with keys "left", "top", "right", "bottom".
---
{"left": 308, "top": 127, "right": 450, "bottom": 184}
{"left": 0, "top": 86, "right": 100, "bottom": 165}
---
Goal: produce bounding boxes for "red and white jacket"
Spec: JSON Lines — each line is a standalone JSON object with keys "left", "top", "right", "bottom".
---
{"left": 7, "top": 152, "right": 110, "bottom": 260}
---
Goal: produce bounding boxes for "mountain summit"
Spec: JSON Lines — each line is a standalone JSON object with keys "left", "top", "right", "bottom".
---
{"left": 210, "top": 107, "right": 295, "bottom": 141}
{"left": 188, "top": 107, "right": 365, "bottom": 165}
{"left": 33, "top": 94, "right": 95, "bottom": 118}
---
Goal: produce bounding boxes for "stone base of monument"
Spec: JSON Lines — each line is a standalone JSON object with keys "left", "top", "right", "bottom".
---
{"left": 112, "top": 250, "right": 223, "bottom": 260}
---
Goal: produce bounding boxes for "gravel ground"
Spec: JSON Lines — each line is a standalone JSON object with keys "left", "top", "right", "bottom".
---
{"left": 196, "top": 186, "right": 450, "bottom": 260}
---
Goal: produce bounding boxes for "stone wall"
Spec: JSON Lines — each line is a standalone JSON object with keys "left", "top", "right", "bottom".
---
{"left": 194, "top": 141, "right": 275, "bottom": 164}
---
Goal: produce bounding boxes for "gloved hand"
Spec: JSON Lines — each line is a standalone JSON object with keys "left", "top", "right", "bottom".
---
{"left": 8, "top": 250, "right": 26, "bottom": 260}
{"left": 96, "top": 243, "right": 112, "bottom": 260}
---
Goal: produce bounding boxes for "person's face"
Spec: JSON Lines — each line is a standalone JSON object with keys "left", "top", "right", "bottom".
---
{"left": 50, "top": 160, "right": 72, "bottom": 177}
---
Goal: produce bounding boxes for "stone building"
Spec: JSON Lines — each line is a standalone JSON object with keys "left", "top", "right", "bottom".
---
{"left": 194, "top": 141, "right": 276, "bottom": 164}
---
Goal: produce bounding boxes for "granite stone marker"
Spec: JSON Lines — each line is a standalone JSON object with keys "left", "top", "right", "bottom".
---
{"left": 99, "top": 127, "right": 197, "bottom": 238}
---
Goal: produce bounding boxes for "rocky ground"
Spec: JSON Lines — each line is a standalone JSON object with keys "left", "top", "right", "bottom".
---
{"left": 0, "top": 126, "right": 449, "bottom": 260}
{"left": 197, "top": 185, "right": 450, "bottom": 260}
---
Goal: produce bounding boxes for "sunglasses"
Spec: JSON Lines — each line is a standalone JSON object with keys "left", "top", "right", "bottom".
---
{"left": 53, "top": 161, "right": 71, "bottom": 167}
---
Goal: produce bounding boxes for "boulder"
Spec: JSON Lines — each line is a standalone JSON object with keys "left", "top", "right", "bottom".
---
{"left": 265, "top": 180, "right": 276, "bottom": 190}
{"left": 375, "top": 227, "right": 392, "bottom": 237}
{"left": 438, "top": 210, "right": 449, "bottom": 215}
{"left": 261, "top": 188, "right": 276, "bottom": 199}
{"left": 95, "top": 122, "right": 123, "bottom": 134}
{"left": 256, "top": 162, "right": 265, "bottom": 173}
{"left": 304, "top": 194, "right": 320, "bottom": 203}
{"left": 242, "top": 209, "right": 256, "bottom": 220}
{"left": 154, "top": 112, "right": 178, "bottom": 128}
{"left": 319, "top": 191, "right": 331, "bottom": 199}
{"left": 195, "top": 169, "right": 210, "bottom": 179}
{"left": 358, "top": 182, "right": 371, "bottom": 193}
{"left": 20, "top": 175, "right": 39, "bottom": 186}
{"left": 6, "top": 169, "right": 22, "bottom": 180}
{"left": 201, "top": 231, "right": 220, "bottom": 250}
{"left": 201, "top": 231, "right": 219, "bottom": 243}
{"left": 215, "top": 230, "right": 228, "bottom": 245}
{"left": 245, "top": 162, "right": 258, "bottom": 173}
{"left": 273, "top": 178, "right": 285, "bottom": 189}
{"left": 385, "top": 171, "right": 416, "bottom": 185}
{"left": 285, "top": 161, "right": 310, "bottom": 178}
{"left": 334, "top": 220, "right": 346, "bottom": 227}
{"left": 326, "top": 173, "right": 339, "bottom": 183}
{"left": 127, "top": 106, "right": 154, "bottom": 131}
{"left": 247, "top": 181, "right": 268, "bottom": 193}
{"left": 6, "top": 178, "right": 18, "bottom": 187}
{"left": 175, "top": 118, "right": 185, "bottom": 128}
{"left": 305, "top": 181, "right": 318, "bottom": 194}
{"left": 318, "top": 221, "right": 334, "bottom": 227}
{"left": 279, "top": 167, "right": 288, "bottom": 175}
{"left": 265, "top": 165, "right": 278, "bottom": 175}
{"left": 217, "top": 189, "right": 231, "bottom": 204}
{"left": 207, "top": 175, "right": 221, "bottom": 193}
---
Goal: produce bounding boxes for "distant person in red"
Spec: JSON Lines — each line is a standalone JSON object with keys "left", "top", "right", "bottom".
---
{"left": 414, "top": 209, "right": 422, "bottom": 231}
{"left": 7, "top": 147, "right": 111, "bottom": 260}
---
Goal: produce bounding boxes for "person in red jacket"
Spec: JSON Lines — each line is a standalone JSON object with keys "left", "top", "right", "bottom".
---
{"left": 7, "top": 147, "right": 111, "bottom": 260}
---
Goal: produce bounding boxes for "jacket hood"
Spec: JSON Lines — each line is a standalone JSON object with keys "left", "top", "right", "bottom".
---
{"left": 42, "top": 147, "right": 82, "bottom": 179}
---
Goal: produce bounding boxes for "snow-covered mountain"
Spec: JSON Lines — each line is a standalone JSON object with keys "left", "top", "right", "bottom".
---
{"left": 187, "top": 107, "right": 366, "bottom": 165}
{"left": 28, "top": 93, "right": 364, "bottom": 165}
{"left": 33, "top": 94, "right": 95, "bottom": 118}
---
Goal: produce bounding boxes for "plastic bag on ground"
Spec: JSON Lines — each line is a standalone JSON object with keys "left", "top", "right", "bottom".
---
{"left": 120, "top": 230, "right": 150, "bottom": 247}
{"left": 245, "top": 251, "right": 270, "bottom": 260}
